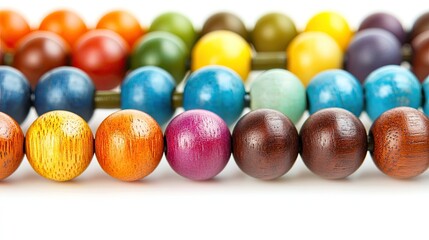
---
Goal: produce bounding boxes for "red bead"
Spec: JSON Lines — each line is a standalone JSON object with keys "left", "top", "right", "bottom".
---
{"left": 0, "top": 112, "right": 24, "bottom": 180}
{"left": 300, "top": 108, "right": 367, "bottom": 179}
{"left": 72, "top": 30, "right": 129, "bottom": 90}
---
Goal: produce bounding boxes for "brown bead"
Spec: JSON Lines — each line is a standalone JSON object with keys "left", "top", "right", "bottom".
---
{"left": 411, "top": 31, "right": 429, "bottom": 82}
{"left": 0, "top": 40, "right": 5, "bottom": 65}
{"left": 232, "top": 109, "right": 299, "bottom": 180}
{"left": 369, "top": 107, "right": 429, "bottom": 179}
{"left": 300, "top": 108, "right": 367, "bottom": 179}
{"left": 201, "top": 12, "right": 248, "bottom": 40}
{"left": 13, "top": 31, "right": 69, "bottom": 88}
{"left": 0, "top": 112, "right": 24, "bottom": 180}
{"left": 411, "top": 12, "right": 429, "bottom": 41}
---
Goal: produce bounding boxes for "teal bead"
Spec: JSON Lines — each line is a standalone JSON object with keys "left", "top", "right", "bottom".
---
{"left": 250, "top": 69, "right": 306, "bottom": 123}
{"left": 421, "top": 76, "right": 429, "bottom": 115}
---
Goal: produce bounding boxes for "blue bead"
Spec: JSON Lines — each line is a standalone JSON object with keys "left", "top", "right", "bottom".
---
{"left": 422, "top": 76, "right": 429, "bottom": 116}
{"left": 121, "top": 66, "right": 176, "bottom": 125}
{"left": 307, "top": 70, "right": 364, "bottom": 116}
{"left": 183, "top": 66, "right": 245, "bottom": 125}
{"left": 0, "top": 66, "right": 31, "bottom": 124}
{"left": 34, "top": 67, "right": 95, "bottom": 121}
{"left": 364, "top": 65, "right": 421, "bottom": 121}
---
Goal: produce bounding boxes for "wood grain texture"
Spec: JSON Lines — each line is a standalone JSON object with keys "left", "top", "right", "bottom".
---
{"left": 232, "top": 109, "right": 299, "bottom": 180}
{"left": 369, "top": 107, "right": 429, "bottom": 179}
{"left": 95, "top": 110, "right": 164, "bottom": 181}
{"left": 25, "top": 110, "right": 94, "bottom": 181}
{"left": 0, "top": 112, "right": 24, "bottom": 180}
{"left": 300, "top": 108, "right": 367, "bottom": 179}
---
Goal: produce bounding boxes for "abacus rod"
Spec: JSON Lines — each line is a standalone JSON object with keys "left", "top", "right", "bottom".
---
{"left": 95, "top": 91, "right": 121, "bottom": 109}
{"left": 251, "top": 52, "right": 287, "bottom": 70}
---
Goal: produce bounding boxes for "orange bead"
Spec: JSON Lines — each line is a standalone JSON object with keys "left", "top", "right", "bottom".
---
{"left": 0, "top": 112, "right": 24, "bottom": 180}
{"left": 95, "top": 110, "right": 164, "bottom": 181}
{"left": 39, "top": 10, "right": 87, "bottom": 47}
{"left": 0, "top": 10, "right": 31, "bottom": 50}
{"left": 96, "top": 10, "right": 146, "bottom": 48}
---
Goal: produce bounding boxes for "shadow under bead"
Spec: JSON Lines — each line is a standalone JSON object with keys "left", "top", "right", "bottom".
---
{"left": 369, "top": 107, "right": 429, "bottom": 179}
{"left": 300, "top": 108, "right": 367, "bottom": 179}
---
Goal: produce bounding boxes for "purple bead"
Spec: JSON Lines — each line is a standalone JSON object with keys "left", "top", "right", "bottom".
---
{"left": 165, "top": 110, "right": 231, "bottom": 181}
{"left": 358, "top": 12, "right": 406, "bottom": 44}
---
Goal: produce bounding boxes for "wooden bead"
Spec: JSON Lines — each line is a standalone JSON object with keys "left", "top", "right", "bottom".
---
{"left": 26, "top": 111, "right": 94, "bottom": 181}
{"left": 0, "top": 112, "right": 24, "bottom": 180}
{"left": 232, "top": 109, "right": 299, "bottom": 180}
{"left": 369, "top": 107, "right": 429, "bottom": 179}
{"left": 300, "top": 108, "right": 367, "bottom": 179}
{"left": 95, "top": 110, "right": 164, "bottom": 181}
{"left": 201, "top": 12, "right": 248, "bottom": 40}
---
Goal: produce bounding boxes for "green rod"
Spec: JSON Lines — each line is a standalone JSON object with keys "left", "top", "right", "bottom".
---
{"left": 94, "top": 91, "right": 121, "bottom": 109}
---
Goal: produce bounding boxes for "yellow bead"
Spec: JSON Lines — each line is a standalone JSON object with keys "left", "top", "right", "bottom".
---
{"left": 287, "top": 32, "right": 343, "bottom": 86}
{"left": 192, "top": 30, "right": 252, "bottom": 80}
{"left": 26, "top": 111, "right": 94, "bottom": 181}
{"left": 305, "top": 11, "right": 353, "bottom": 51}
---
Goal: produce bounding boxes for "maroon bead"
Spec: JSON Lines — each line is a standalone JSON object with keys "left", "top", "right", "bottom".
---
{"left": 411, "top": 12, "right": 429, "bottom": 41}
{"left": 358, "top": 12, "right": 406, "bottom": 44}
{"left": 300, "top": 108, "right": 367, "bottom": 179}
{"left": 232, "top": 109, "right": 299, "bottom": 180}
{"left": 411, "top": 31, "right": 429, "bottom": 82}
{"left": 12, "top": 31, "right": 69, "bottom": 88}
{"left": 201, "top": 12, "right": 248, "bottom": 40}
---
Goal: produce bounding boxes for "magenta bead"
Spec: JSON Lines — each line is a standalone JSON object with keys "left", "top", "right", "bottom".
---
{"left": 165, "top": 110, "right": 231, "bottom": 180}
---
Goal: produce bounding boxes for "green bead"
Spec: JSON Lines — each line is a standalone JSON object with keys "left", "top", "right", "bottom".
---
{"left": 149, "top": 12, "right": 196, "bottom": 51}
{"left": 131, "top": 32, "right": 188, "bottom": 83}
{"left": 250, "top": 69, "right": 306, "bottom": 123}
{"left": 252, "top": 13, "right": 298, "bottom": 52}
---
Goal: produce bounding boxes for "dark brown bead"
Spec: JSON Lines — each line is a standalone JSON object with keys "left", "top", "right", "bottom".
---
{"left": 201, "top": 12, "right": 248, "bottom": 40}
{"left": 411, "top": 12, "right": 429, "bottom": 41}
{"left": 12, "top": 31, "right": 69, "bottom": 88}
{"left": 369, "top": 107, "right": 429, "bottom": 179}
{"left": 411, "top": 31, "right": 429, "bottom": 82}
{"left": 232, "top": 109, "right": 299, "bottom": 180}
{"left": 300, "top": 108, "right": 367, "bottom": 179}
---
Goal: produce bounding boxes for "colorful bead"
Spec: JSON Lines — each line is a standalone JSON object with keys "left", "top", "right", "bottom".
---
{"left": 165, "top": 110, "right": 231, "bottom": 181}
{"left": 0, "top": 66, "right": 31, "bottom": 124}
{"left": 192, "top": 30, "right": 252, "bottom": 81}
{"left": 304, "top": 11, "right": 352, "bottom": 51}
{"left": 95, "top": 110, "right": 164, "bottom": 181}
{"left": 364, "top": 65, "right": 421, "bottom": 121}
{"left": 358, "top": 12, "right": 406, "bottom": 44}
{"left": 183, "top": 66, "right": 245, "bottom": 125}
{"left": 422, "top": 76, "right": 429, "bottom": 115}
{"left": 410, "top": 12, "right": 429, "bottom": 41}
{"left": 0, "top": 40, "right": 4, "bottom": 65}
{"left": 232, "top": 109, "right": 298, "bottom": 180}
{"left": 13, "top": 31, "right": 69, "bottom": 88}
{"left": 72, "top": 30, "right": 129, "bottom": 90}
{"left": 96, "top": 10, "right": 146, "bottom": 48}
{"left": 121, "top": 66, "right": 176, "bottom": 125}
{"left": 25, "top": 111, "right": 94, "bottom": 181}
{"left": 201, "top": 12, "right": 248, "bottom": 40}
{"left": 252, "top": 13, "right": 297, "bottom": 52}
{"left": 34, "top": 67, "right": 95, "bottom": 121}
{"left": 0, "top": 112, "right": 24, "bottom": 180}
{"left": 345, "top": 29, "right": 402, "bottom": 83}
{"left": 0, "top": 10, "right": 31, "bottom": 49}
{"left": 39, "top": 10, "right": 88, "bottom": 47}
{"left": 250, "top": 69, "right": 306, "bottom": 123}
{"left": 369, "top": 107, "right": 429, "bottom": 179}
{"left": 287, "top": 32, "right": 343, "bottom": 86}
{"left": 131, "top": 32, "right": 188, "bottom": 83}
{"left": 411, "top": 31, "right": 429, "bottom": 82}
{"left": 149, "top": 12, "right": 196, "bottom": 51}
{"left": 307, "top": 69, "right": 363, "bottom": 116}
{"left": 300, "top": 108, "right": 367, "bottom": 179}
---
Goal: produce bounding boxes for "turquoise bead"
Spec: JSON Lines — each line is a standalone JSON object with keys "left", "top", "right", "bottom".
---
{"left": 364, "top": 65, "right": 421, "bottom": 121}
{"left": 121, "top": 66, "right": 176, "bottom": 126}
{"left": 422, "top": 76, "right": 429, "bottom": 115}
{"left": 183, "top": 66, "right": 245, "bottom": 125}
{"left": 307, "top": 70, "right": 364, "bottom": 116}
{"left": 250, "top": 69, "right": 306, "bottom": 123}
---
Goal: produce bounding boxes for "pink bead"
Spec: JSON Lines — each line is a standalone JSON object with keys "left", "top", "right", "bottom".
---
{"left": 165, "top": 110, "right": 231, "bottom": 180}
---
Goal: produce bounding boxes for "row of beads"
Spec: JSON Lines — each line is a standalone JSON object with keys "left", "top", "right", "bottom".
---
{"left": 1, "top": 107, "right": 428, "bottom": 182}
{"left": 2, "top": 10, "right": 429, "bottom": 90}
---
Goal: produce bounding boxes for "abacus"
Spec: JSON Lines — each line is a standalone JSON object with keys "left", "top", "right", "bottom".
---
{"left": 1, "top": 9, "right": 429, "bottom": 182}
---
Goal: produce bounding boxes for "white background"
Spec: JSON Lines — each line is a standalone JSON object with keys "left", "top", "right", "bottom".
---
{"left": 1, "top": 0, "right": 429, "bottom": 239}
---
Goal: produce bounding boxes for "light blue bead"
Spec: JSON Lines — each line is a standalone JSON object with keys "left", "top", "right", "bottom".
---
{"left": 34, "top": 67, "right": 95, "bottom": 121}
{"left": 183, "top": 66, "right": 245, "bottom": 125}
{"left": 307, "top": 70, "right": 364, "bottom": 116}
{"left": 0, "top": 66, "right": 31, "bottom": 124}
{"left": 121, "top": 66, "right": 176, "bottom": 125}
{"left": 422, "top": 76, "right": 429, "bottom": 116}
{"left": 364, "top": 65, "right": 421, "bottom": 121}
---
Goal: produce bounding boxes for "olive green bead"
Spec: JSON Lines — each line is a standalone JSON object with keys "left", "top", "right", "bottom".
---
{"left": 149, "top": 12, "right": 196, "bottom": 51}
{"left": 250, "top": 69, "right": 306, "bottom": 123}
{"left": 201, "top": 12, "right": 248, "bottom": 40}
{"left": 252, "top": 13, "right": 298, "bottom": 52}
{"left": 131, "top": 32, "right": 188, "bottom": 83}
